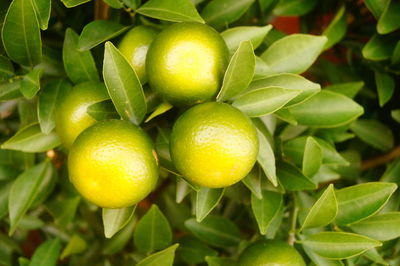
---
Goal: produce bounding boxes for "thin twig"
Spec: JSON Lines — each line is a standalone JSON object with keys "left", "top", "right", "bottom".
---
{"left": 361, "top": 145, "right": 400, "bottom": 170}
{"left": 94, "top": 0, "right": 109, "bottom": 20}
{"left": 288, "top": 194, "right": 299, "bottom": 246}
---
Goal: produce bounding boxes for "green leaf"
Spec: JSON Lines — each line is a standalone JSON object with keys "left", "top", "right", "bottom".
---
{"left": 61, "top": 0, "right": 91, "bottom": 8}
{"left": 196, "top": 188, "right": 225, "bottom": 222}
{"left": 103, "top": 205, "right": 136, "bottom": 238}
{"left": 242, "top": 166, "right": 263, "bottom": 199}
{"left": 87, "top": 100, "right": 119, "bottom": 121}
{"left": 20, "top": 69, "right": 42, "bottom": 99}
{"left": 134, "top": 205, "right": 172, "bottom": 253}
{"left": 0, "top": 55, "right": 14, "bottom": 81}
{"left": 362, "top": 34, "right": 397, "bottom": 61}
{"left": 248, "top": 73, "right": 321, "bottom": 107}
{"left": 38, "top": 79, "right": 72, "bottom": 134}
{"left": 232, "top": 86, "right": 300, "bottom": 117}
{"left": 251, "top": 190, "right": 283, "bottom": 235}
{"left": 260, "top": 34, "right": 327, "bottom": 74}
{"left": 32, "top": 0, "right": 51, "bottom": 30}
{"left": 362, "top": 248, "right": 388, "bottom": 266}
{"left": 2, "top": 0, "right": 42, "bottom": 66}
{"left": 47, "top": 196, "right": 80, "bottom": 228}
{"left": 335, "top": 182, "right": 397, "bottom": 225}
{"left": 256, "top": 129, "right": 277, "bottom": 187}
{"left": 300, "top": 184, "right": 337, "bottom": 231}
{"left": 277, "top": 162, "right": 317, "bottom": 191}
{"left": 324, "top": 81, "right": 364, "bottom": 99}
{"left": 60, "top": 234, "right": 87, "bottom": 259}
{"left": 289, "top": 90, "right": 364, "bottom": 128}
{"left": 103, "top": 216, "right": 136, "bottom": 255}
{"left": 201, "top": 0, "right": 255, "bottom": 29}
{"left": 391, "top": 40, "right": 400, "bottom": 64}
{"left": 364, "top": 0, "right": 387, "bottom": 18}
{"left": 221, "top": 25, "right": 272, "bottom": 54}
{"left": 254, "top": 56, "right": 271, "bottom": 80}
{"left": 350, "top": 119, "right": 393, "bottom": 151}
{"left": 145, "top": 102, "right": 173, "bottom": 123}
{"left": 185, "top": 216, "right": 241, "bottom": 248}
{"left": 323, "top": 5, "right": 346, "bottom": 49}
{"left": 349, "top": 212, "right": 400, "bottom": 241}
{"left": 79, "top": 20, "right": 130, "bottom": 51}
{"left": 302, "top": 136, "right": 322, "bottom": 178}
{"left": 375, "top": 71, "right": 394, "bottom": 107}
{"left": 136, "top": 244, "right": 179, "bottom": 266}
{"left": 217, "top": 41, "right": 255, "bottom": 102}
{"left": 103, "top": 0, "right": 123, "bottom": 8}
{"left": 178, "top": 237, "right": 217, "bottom": 265}
{"left": 137, "top": 0, "right": 204, "bottom": 23}
{"left": 377, "top": 0, "right": 400, "bottom": 34}
{"left": 0, "top": 80, "right": 22, "bottom": 101}
{"left": 0, "top": 182, "right": 12, "bottom": 219}
{"left": 391, "top": 109, "right": 400, "bottom": 123}
{"left": 205, "top": 256, "right": 237, "bottom": 266}
{"left": 273, "top": 0, "right": 317, "bottom": 16}
{"left": 300, "top": 232, "right": 381, "bottom": 260}
{"left": 103, "top": 42, "right": 146, "bottom": 124}
{"left": 63, "top": 28, "right": 99, "bottom": 84}
{"left": 29, "top": 238, "right": 62, "bottom": 266}
{"left": 8, "top": 161, "right": 52, "bottom": 235}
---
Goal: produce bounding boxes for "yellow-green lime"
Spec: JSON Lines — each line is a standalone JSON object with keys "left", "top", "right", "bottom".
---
{"left": 146, "top": 22, "right": 229, "bottom": 106}
{"left": 68, "top": 120, "right": 158, "bottom": 208}
{"left": 170, "top": 102, "right": 258, "bottom": 188}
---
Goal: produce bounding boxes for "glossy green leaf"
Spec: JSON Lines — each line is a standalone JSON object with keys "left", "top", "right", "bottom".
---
{"left": 260, "top": 34, "right": 327, "bottom": 74}
{"left": 289, "top": 90, "right": 364, "bottom": 128}
{"left": 277, "top": 162, "right": 317, "bottom": 191}
{"left": 137, "top": 0, "right": 204, "bottom": 23}
{"left": 0, "top": 55, "right": 14, "bottom": 81}
{"left": 201, "top": 0, "right": 255, "bottom": 29}
{"left": 145, "top": 102, "right": 173, "bottom": 123}
{"left": 302, "top": 136, "right": 322, "bottom": 178}
{"left": 87, "top": 100, "right": 119, "bottom": 121}
{"left": 134, "top": 205, "right": 172, "bottom": 253}
{"left": 248, "top": 73, "right": 321, "bottom": 107}
{"left": 300, "top": 184, "right": 337, "bottom": 231}
{"left": 254, "top": 56, "right": 271, "bottom": 80}
{"left": 251, "top": 190, "right": 283, "bottom": 235}
{"left": 103, "top": 0, "right": 123, "bottom": 8}
{"left": 103, "top": 205, "right": 135, "bottom": 238}
{"left": 256, "top": 129, "right": 277, "bottom": 187}
{"left": 362, "top": 34, "right": 397, "bottom": 61}
{"left": 20, "top": 69, "right": 42, "bottom": 99}
{"left": 2, "top": 0, "right": 42, "bottom": 66}
{"left": 273, "top": 0, "right": 317, "bottom": 16}
{"left": 302, "top": 242, "right": 345, "bottom": 266}
{"left": 0, "top": 80, "right": 22, "bottom": 101}
{"left": 185, "top": 216, "right": 241, "bottom": 248}
{"left": 103, "top": 42, "right": 146, "bottom": 124}
{"left": 323, "top": 5, "right": 346, "bottom": 49}
{"left": 335, "top": 182, "right": 397, "bottom": 225}
{"left": 350, "top": 119, "right": 393, "bottom": 151}
{"left": 196, "top": 188, "right": 225, "bottom": 222}
{"left": 242, "top": 166, "right": 263, "bottom": 199}
{"left": 38, "top": 79, "right": 72, "bottom": 134}
{"left": 178, "top": 237, "right": 217, "bottom": 265}
{"left": 364, "top": 0, "right": 388, "bottom": 18}
{"left": 221, "top": 25, "right": 272, "bottom": 54}
{"left": 103, "top": 216, "right": 136, "bottom": 255}
{"left": 79, "top": 20, "right": 130, "bottom": 51}
{"left": 61, "top": 0, "right": 91, "bottom": 8}
{"left": 136, "top": 244, "right": 179, "bottom": 266}
{"left": 232, "top": 86, "right": 300, "bottom": 117}
{"left": 377, "top": 0, "right": 400, "bottom": 34}
{"left": 217, "top": 41, "right": 255, "bottom": 101}
{"left": 349, "top": 212, "right": 400, "bottom": 241}
{"left": 63, "top": 29, "right": 99, "bottom": 84}
{"left": 32, "top": 0, "right": 51, "bottom": 30}
{"left": 300, "top": 232, "right": 381, "bottom": 260}
{"left": 325, "top": 81, "right": 364, "bottom": 99}
{"left": 60, "top": 234, "right": 87, "bottom": 259}
{"left": 8, "top": 161, "right": 52, "bottom": 235}
{"left": 375, "top": 71, "right": 394, "bottom": 107}
{"left": 29, "top": 238, "right": 61, "bottom": 266}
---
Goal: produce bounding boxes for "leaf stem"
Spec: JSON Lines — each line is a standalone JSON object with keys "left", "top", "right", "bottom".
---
{"left": 288, "top": 194, "right": 299, "bottom": 246}
{"left": 361, "top": 145, "right": 400, "bottom": 170}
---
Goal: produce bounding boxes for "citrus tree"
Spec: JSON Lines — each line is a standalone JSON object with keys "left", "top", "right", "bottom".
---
{"left": 1, "top": 0, "right": 400, "bottom": 265}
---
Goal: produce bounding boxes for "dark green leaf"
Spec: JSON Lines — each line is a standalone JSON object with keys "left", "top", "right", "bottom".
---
{"left": 103, "top": 0, "right": 123, "bottom": 9}
{"left": 87, "top": 100, "right": 119, "bottom": 121}
{"left": 47, "top": 196, "right": 80, "bottom": 228}
{"left": 375, "top": 71, "right": 394, "bottom": 107}
{"left": 350, "top": 119, "right": 393, "bottom": 151}
{"left": 79, "top": 20, "right": 130, "bottom": 51}
{"left": 29, "top": 238, "right": 61, "bottom": 266}
{"left": 273, "top": 0, "right": 317, "bottom": 16}
{"left": 145, "top": 102, "right": 173, "bottom": 123}
{"left": 277, "top": 162, "right": 317, "bottom": 191}
{"left": 103, "top": 205, "right": 136, "bottom": 238}
{"left": 364, "top": 0, "right": 387, "bottom": 18}
{"left": 178, "top": 237, "right": 217, "bottom": 264}
{"left": 63, "top": 28, "right": 99, "bottom": 84}
{"left": 196, "top": 188, "right": 225, "bottom": 222}
{"left": 0, "top": 55, "right": 14, "bottom": 81}
{"left": 103, "top": 42, "right": 146, "bottom": 124}
{"left": 136, "top": 244, "right": 179, "bottom": 266}
{"left": 61, "top": 0, "right": 91, "bottom": 8}
{"left": 323, "top": 5, "right": 346, "bottom": 49}
{"left": 251, "top": 190, "right": 283, "bottom": 235}
{"left": 362, "top": 34, "right": 397, "bottom": 61}
{"left": 0, "top": 80, "right": 22, "bottom": 101}
{"left": 32, "top": 0, "right": 51, "bottom": 30}
{"left": 103, "top": 216, "right": 136, "bottom": 255}
{"left": 377, "top": 0, "right": 400, "bottom": 34}
{"left": 60, "top": 234, "right": 86, "bottom": 259}
{"left": 242, "top": 166, "right": 263, "bottom": 199}
{"left": 391, "top": 40, "right": 400, "bottom": 64}
{"left": 205, "top": 256, "right": 237, "bottom": 266}
{"left": 20, "top": 69, "right": 42, "bottom": 99}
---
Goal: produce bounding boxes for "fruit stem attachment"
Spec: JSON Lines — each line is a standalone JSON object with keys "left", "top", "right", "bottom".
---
{"left": 361, "top": 145, "right": 400, "bottom": 170}
{"left": 288, "top": 193, "right": 299, "bottom": 246}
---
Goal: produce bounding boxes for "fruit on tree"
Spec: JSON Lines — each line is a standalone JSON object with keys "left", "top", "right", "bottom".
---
{"left": 68, "top": 120, "right": 158, "bottom": 208}
{"left": 146, "top": 22, "right": 229, "bottom": 106}
{"left": 170, "top": 102, "right": 258, "bottom": 188}
{"left": 55, "top": 82, "right": 109, "bottom": 149}
{"left": 118, "top": 26, "right": 158, "bottom": 84}
{"left": 238, "top": 240, "right": 306, "bottom": 266}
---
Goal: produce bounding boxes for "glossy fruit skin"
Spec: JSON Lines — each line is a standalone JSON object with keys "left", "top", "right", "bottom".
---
{"left": 68, "top": 120, "right": 158, "bottom": 209}
{"left": 238, "top": 240, "right": 306, "bottom": 266}
{"left": 146, "top": 22, "right": 229, "bottom": 106}
{"left": 170, "top": 102, "right": 258, "bottom": 188}
{"left": 118, "top": 26, "right": 158, "bottom": 84}
{"left": 55, "top": 82, "right": 109, "bottom": 149}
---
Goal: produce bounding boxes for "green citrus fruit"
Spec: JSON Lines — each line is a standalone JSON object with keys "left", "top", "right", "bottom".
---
{"left": 146, "top": 22, "right": 229, "bottom": 106}
{"left": 68, "top": 120, "right": 158, "bottom": 208}
{"left": 55, "top": 82, "right": 109, "bottom": 149}
{"left": 118, "top": 26, "right": 158, "bottom": 84}
{"left": 170, "top": 102, "right": 258, "bottom": 188}
{"left": 238, "top": 240, "right": 306, "bottom": 266}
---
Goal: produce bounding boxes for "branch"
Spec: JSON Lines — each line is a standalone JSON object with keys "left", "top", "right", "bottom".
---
{"left": 94, "top": 0, "right": 109, "bottom": 20}
{"left": 361, "top": 145, "right": 400, "bottom": 170}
